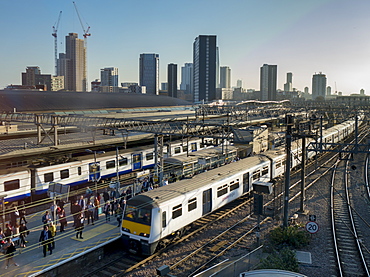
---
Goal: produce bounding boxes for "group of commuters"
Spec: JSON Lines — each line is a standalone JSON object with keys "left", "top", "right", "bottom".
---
{"left": 0, "top": 182, "right": 148, "bottom": 270}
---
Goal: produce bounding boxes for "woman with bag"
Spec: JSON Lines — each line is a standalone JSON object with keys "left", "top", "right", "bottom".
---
{"left": 3, "top": 238, "right": 19, "bottom": 269}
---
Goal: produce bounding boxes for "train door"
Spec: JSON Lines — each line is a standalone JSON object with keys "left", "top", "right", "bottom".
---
{"left": 191, "top": 142, "right": 198, "bottom": 152}
{"left": 202, "top": 189, "right": 212, "bottom": 215}
{"left": 132, "top": 153, "right": 142, "bottom": 170}
{"left": 242, "top": 172, "right": 250, "bottom": 194}
{"left": 88, "top": 162, "right": 101, "bottom": 182}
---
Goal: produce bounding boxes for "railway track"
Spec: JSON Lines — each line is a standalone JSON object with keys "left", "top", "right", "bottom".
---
{"left": 84, "top": 125, "right": 369, "bottom": 276}
{"left": 330, "top": 154, "right": 370, "bottom": 276}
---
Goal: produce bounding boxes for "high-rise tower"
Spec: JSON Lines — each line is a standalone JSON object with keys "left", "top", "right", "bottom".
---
{"left": 220, "top": 66, "right": 231, "bottom": 89}
{"left": 193, "top": 35, "right": 217, "bottom": 102}
{"left": 167, "top": 63, "right": 177, "bottom": 98}
{"left": 180, "top": 63, "right": 193, "bottom": 95}
{"left": 312, "top": 72, "right": 327, "bottom": 99}
{"left": 284, "top": 72, "right": 293, "bottom": 92}
{"left": 139, "top": 53, "right": 159, "bottom": 95}
{"left": 101, "top": 67, "right": 119, "bottom": 87}
{"left": 260, "top": 64, "right": 277, "bottom": 101}
{"left": 58, "top": 33, "right": 86, "bottom": 91}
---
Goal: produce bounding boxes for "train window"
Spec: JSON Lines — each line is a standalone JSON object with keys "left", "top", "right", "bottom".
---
{"left": 174, "top": 147, "right": 181, "bottom": 154}
{"left": 172, "top": 204, "right": 182, "bottom": 219}
{"left": 217, "top": 184, "right": 228, "bottom": 197}
{"left": 262, "top": 166, "right": 268, "bottom": 175}
{"left": 106, "top": 160, "right": 116, "bottom": 169}
{"left": 230, "top": 182, "right": 239, "bottom": 191}
{"left": 4, "top": 179, "right": 20, "bottom": 191}
{"left": 146, "top": 153, "right": 154, "bottom": 161}
{"left": 44, "top": 173, "right": 54, "bottom": 182}
{"left": 252, "top": 170, "right": 260, "bottom": 181}
{"left": 119, "top": 157, "right": 128, "bottom": 166}
{"left": 162, "top": 211, "right": 167, "bottom": 228}
{"left": 276, "top": 161, "right": 282, "bottom": 169}
{"left": 78, "top": 167, "right": 82, "bottom": 176}
{"left": 183, "top": 145, "right": 188, "bottom": 152}
{"left": 60, "top": 169, "right": 69, "bottom": 179}
{"left": 188, "top": 198, "right": 197, "bottom": 211}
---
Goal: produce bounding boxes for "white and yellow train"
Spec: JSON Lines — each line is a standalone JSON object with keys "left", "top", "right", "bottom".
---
{"left": 121, "top": 117, "right": 362, "bottom": 255}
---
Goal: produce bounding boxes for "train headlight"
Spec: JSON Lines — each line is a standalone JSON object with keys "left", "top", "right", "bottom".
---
{"left": 139, "top": 233, "right": 149, "bottom": 237}
{"left": 122, "top": 227, "right": 131, "bottom": 233}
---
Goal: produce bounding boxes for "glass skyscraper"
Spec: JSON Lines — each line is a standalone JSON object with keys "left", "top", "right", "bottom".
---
{"left": 193, "top": 35, "right": 217, "bottom": 102}
{"left": 139, "top": 53, "right": 159, "bottom": 95}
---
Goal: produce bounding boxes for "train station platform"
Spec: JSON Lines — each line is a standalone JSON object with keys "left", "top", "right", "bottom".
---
{"left": 0, "top": 204, "right": 122, "bottom": 277}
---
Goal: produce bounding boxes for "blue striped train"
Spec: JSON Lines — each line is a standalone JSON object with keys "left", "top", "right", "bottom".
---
{"left": 0, "top": 137, "right": 217, "bottom": 206}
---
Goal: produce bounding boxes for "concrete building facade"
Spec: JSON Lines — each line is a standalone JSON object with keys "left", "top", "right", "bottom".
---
{"left": 220, "top": 66, "right": 231, "bottom": 89}
{"left": 312, "top": 72, "right": 327, "bottom": 99}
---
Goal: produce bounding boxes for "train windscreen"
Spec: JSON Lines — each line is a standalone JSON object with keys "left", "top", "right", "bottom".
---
{"left": 124, "top": 204, "right": 152, "bottom": 225}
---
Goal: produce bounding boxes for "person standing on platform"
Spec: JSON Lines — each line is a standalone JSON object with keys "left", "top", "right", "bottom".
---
{"left": 49, "top": 222, "right": 56, "bottom": 250}
{"left": 4, "top": 224, "right": 13, "bottom": 239}
{"left": 103, "top": 189, "right": 110, "bottom": 203}
{"left": 75, "top": 213, "right": 84, "bottom": 239}
{"left": 10, "top": 206, "right": 19, "bottom": 228}
{"left": 42, "top": 211, "right": 52, "bottom": 226}
{"left": 104, "top": 201, "right": 111, "bottom": 222}
{"left": 78, "top": 195, "right": 86, "bottom": 210}
{"left": 86, "top": 201, "right": 95, "bottom": 225}
{"left": 19, "top": 222, "right": 29, "bottom": 248}
{"left": 93, "top": 195, "right": 100, "bottom": 220}
{"left": 39, "top": 225, "right": 52, "bottom": 257}
{"left": 58, "top": 207, "right": 67, "bottom": 232}
{"left": 115, "top": 204, "right": 123, "bottom": 227}
{"left": 3, "top": 238, "right": 19, "bottom": 269}
{"left": 71, "top": 201, "right": 81, "bottom": 227}
{"left": 19, "top": 201, "right": 27, "bottom": 225}
{"left": 162, "top": 178, "right": 168, "bottom": 186}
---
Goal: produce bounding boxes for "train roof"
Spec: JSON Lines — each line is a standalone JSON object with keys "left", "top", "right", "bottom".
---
{"left": 129, "top": 155, "right": 270, "bottom": 206}
{"left": 164, "top": 145, "right": 238, "bottom": 165}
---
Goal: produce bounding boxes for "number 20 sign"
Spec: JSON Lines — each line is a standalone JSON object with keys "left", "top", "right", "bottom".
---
{"left": 305, "top": 221, "right": 319, "bottom": 234}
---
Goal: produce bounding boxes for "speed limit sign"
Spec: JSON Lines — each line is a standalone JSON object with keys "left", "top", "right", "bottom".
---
{"left": 305, "top": 221, "right": 319, "bottom": 234}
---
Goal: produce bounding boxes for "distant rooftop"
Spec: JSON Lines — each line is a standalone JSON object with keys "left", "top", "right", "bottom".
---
{"left": 0, "top": 90, "right": 193, "bottom": 113}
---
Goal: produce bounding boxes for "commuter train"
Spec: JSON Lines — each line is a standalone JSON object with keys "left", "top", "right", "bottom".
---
{"left": 121, "top": 117, "right": 362, "bottom": 255}
{"left": 0, "top": 137, "right": 219, "bottom": 205}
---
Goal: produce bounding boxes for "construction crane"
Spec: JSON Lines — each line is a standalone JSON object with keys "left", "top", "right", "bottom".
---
{"left": 73, "top": 1, "right": 90, "bottom": 91}
{"left": 52, "top": 11, "right": 62, "bottom": 76}
{"left": 73, "top": 1, "right": 91, "bottom": 47}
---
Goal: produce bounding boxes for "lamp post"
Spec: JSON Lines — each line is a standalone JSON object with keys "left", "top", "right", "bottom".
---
{"left": 86, "top": 149, "right": 105, "bottom": 194}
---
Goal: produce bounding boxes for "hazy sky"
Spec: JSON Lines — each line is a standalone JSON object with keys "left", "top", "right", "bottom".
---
{"left": 1, "top": 0, "right": 369, "bottom": 94}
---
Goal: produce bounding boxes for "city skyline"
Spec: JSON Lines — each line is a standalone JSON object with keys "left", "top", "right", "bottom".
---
{"left": 1, "top": 0, "right": 370, "bottom": 94}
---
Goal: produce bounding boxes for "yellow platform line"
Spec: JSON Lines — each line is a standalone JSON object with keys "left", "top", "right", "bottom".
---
{"left": 9, "top": 223, "right": 120, "bottom": 277}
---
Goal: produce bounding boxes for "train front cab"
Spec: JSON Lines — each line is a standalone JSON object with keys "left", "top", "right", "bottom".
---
{"left": 121, "top": 195, "right": 158, "bottom": 255}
